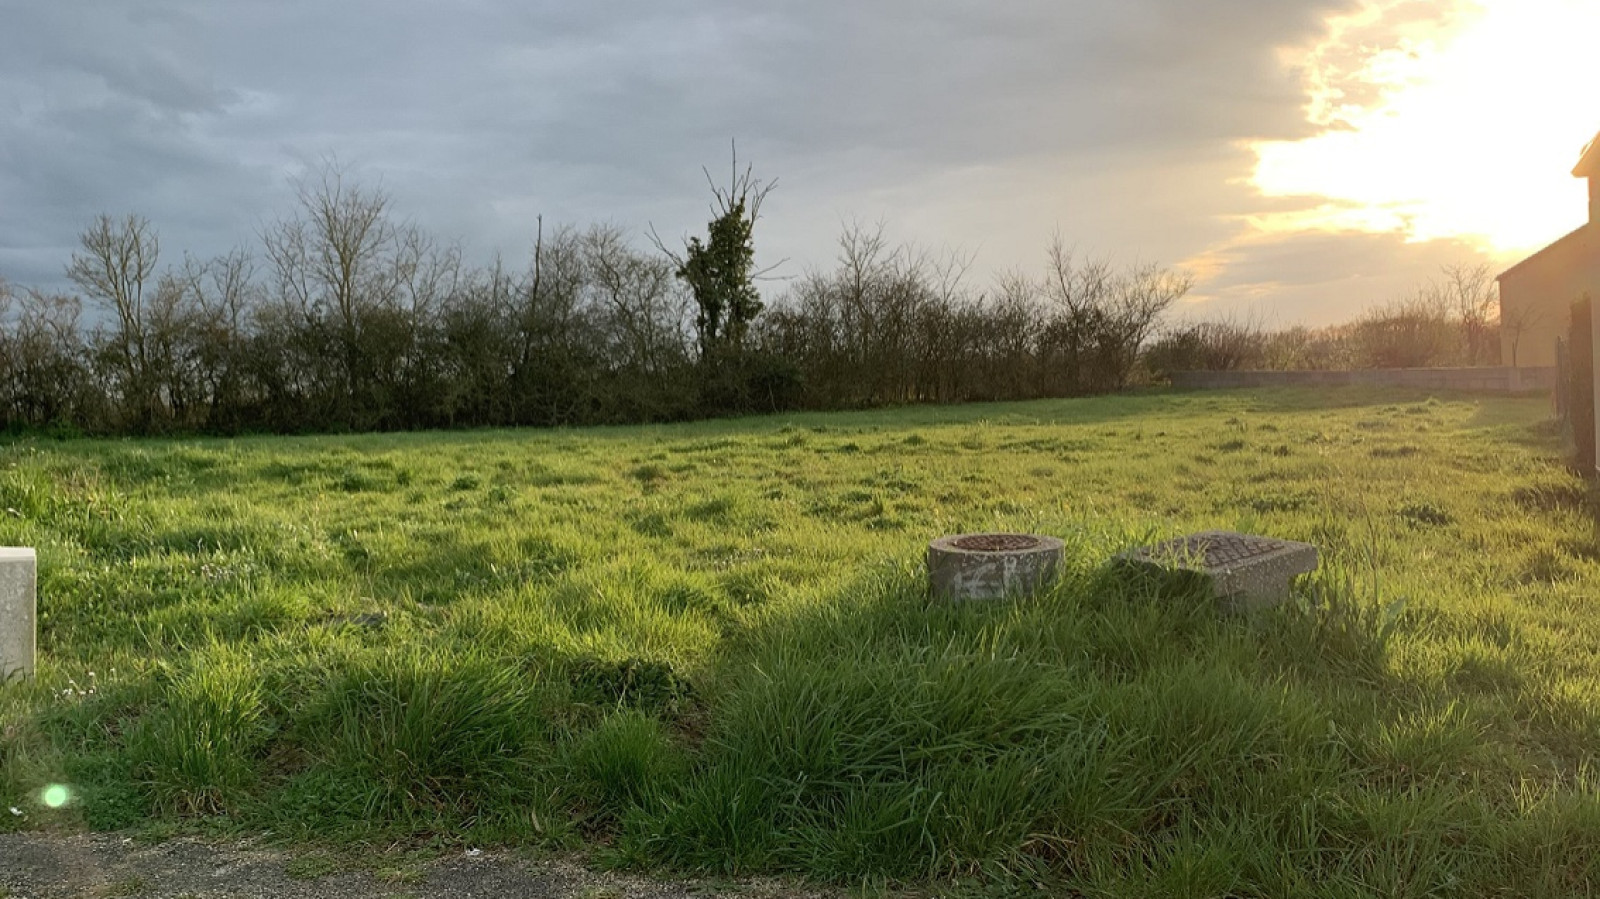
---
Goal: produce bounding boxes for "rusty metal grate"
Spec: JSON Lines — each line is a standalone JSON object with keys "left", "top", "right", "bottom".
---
{"left": 952, "top": 533, "right": 1042, "bottom": 552}
{"left": 1159, "top": 533, "right": 1284, "bottom": 567}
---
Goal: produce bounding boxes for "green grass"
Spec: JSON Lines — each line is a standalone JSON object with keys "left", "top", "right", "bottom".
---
{"left": 3, "top": 387, "right": 1600, "bottom": 895}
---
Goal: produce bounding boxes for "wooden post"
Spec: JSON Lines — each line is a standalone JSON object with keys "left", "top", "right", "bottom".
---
{"left": 1590, "top": 292, "right": 1600, "bottom": 475}
{"left": 1572, "top": 298, "right": 1595, "bottom": 471}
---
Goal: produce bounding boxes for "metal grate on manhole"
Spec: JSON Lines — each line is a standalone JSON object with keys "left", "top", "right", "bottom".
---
{"left": 952, "top": 533, "right": 1043, "bottom": 552}
{"left": 1165, "top": 533, "right": 1285, "bottom": 567}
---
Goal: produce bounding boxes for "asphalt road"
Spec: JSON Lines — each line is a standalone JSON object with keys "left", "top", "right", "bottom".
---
{"left": 0, "top": 833, "right": 826, "bottom": 899}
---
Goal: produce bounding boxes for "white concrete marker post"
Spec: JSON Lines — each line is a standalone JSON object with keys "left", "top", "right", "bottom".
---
{"left": 1, "top": 548, "right": 37, "bottom": 681}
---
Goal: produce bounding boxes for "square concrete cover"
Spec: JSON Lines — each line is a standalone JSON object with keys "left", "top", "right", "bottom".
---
{"left": 1120, "top": 530, "right": 1318, "bottom": 612}
{"left": 1, "top": 548, "right": 36, "bottom": 681}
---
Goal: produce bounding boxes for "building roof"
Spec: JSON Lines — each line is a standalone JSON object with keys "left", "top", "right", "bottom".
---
{"left": 1575, "top": 131, "right": 1600, "bottom": 177}
{"left": 1498, "top": 225, "right": 1592, "bottom": 281}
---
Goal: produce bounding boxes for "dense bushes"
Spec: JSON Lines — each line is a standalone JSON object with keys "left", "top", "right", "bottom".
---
{"left": 1146, "top": 264, "right": 1504, "bottom": 376}
{"left": 2, "top": 166, "right": 1510, "bottom": 435}
{"left": 0, "top": 168, "right": 1189, "bottom": 436}
{"left": 761, "top": 229, "right": 1191, "bottom": 408}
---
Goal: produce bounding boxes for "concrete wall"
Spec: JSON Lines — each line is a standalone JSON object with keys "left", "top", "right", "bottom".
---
{"left": 1170, "top": 367, "right": 1558, "bottom": 393}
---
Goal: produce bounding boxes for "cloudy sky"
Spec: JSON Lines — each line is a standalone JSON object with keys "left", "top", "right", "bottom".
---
{"left": 2, "top": 0, "right": 1598, "bottom": 325}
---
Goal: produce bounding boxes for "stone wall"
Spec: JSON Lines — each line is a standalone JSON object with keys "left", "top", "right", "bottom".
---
{"left": 1169, "top": 367, "right": 1558, "bottom": 394}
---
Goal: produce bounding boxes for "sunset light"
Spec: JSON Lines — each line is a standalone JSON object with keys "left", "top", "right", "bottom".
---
{"left": 1252, "top": 0, "right": 1600, "bottom": 255}
{"left": 14, "top": 3, "right": 1600, "bottom": 895}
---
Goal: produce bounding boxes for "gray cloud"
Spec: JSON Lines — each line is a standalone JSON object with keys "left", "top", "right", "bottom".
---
{"left": 1179, "top": 229, "right": 1506, "bottom": 326}
{"left": 3, "top": 0, "right": 1478, "bottom": 326}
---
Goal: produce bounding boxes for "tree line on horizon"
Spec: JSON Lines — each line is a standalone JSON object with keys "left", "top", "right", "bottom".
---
{"left": 1146, "top": 264, "right": 1506, "bottom": 375}
{"left": 0, "top": 163, "right": 1505, "bottom": 437}
{"left": 0, "top": 163, "right": 1192, "bottom": 436}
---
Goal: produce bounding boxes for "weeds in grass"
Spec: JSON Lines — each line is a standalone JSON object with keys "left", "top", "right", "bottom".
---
{"left": 2, "top": 389, "right": 1599, "bottom": 894}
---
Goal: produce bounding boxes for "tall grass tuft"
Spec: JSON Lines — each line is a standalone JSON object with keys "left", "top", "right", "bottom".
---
{"left": 127, "top": 648, "right": 270, "bottom": 816}
{"left": 277, "top": 648, "right": 554, "bottom": 828}
{"left": 564, "top": 708, "right": 686, "bottom": 822}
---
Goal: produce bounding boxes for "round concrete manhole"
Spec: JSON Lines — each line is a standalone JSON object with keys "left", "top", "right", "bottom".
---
{"left": 951, "top": 533, "right": 1042, "bottom": 552}
{"left": 928, "top": 532, "right": 1064, "bottom": 601}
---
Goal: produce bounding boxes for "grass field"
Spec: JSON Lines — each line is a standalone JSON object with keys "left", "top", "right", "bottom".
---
{"left": 2, "top": 388, "right": 1599, "bottom": 896}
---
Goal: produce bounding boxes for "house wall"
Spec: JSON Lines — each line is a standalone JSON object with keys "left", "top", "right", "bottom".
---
{"left": 1499, "top": 226, "right": 1599, "bottom": 366}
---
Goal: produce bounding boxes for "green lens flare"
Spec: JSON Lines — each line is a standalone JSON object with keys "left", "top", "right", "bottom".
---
{"left": 41, "top": 784, "right": 71, "bottom": 809}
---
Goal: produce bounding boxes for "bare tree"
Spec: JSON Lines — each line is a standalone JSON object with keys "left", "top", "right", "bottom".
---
{"left": 1106, "top": 261, "right": 1195, "bottom": 387}
{"left": 261, "top": 160, "right": 420, "bottom": 424}
{"left": 66, "top": 213, "right": 162, "bottom": 425}
{"left": 179, "top": 248, "right": 260, "bottom": 424}
{"left": 1433, "top": 263, "right": 1499, "bottom": 365}
{"left": 1039, "top": 238, "right": 1113, "bottom": 392}
{"left": 584, "top": 224, "right": 688, "bottom": 377}
{"left": 0, "top": 284, "right": 92, "bottom": 428}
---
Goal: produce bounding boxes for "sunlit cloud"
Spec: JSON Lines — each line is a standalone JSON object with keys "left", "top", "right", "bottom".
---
{"left": 1249, "top": 0, "right": 1600, "bottom": 254}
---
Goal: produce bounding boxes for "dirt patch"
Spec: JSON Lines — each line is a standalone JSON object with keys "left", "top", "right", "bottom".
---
{"left": 0, "top": 833, "right": 830, "bottom": 899}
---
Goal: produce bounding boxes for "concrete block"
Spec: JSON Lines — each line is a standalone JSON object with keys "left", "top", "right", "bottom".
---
{"left": 1120, "top": 530, "right": 1317, "bottom": 613}
{"left": 928, "top": 533, "right": 1064, "bottom": 601}
{"left": 1, "top": 548, "right": 36, "bottom": 681}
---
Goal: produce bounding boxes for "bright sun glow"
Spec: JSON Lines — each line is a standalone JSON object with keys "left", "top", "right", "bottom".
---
{"left": 1251, "top": 0, "right": 1600, "bottom": 254}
